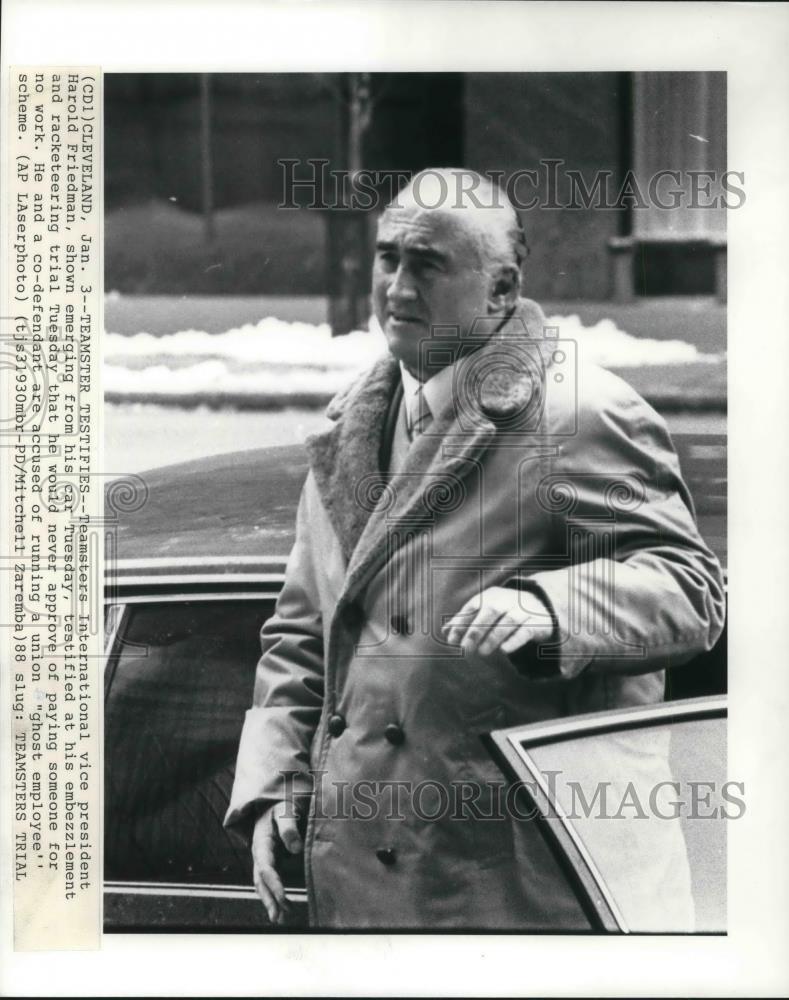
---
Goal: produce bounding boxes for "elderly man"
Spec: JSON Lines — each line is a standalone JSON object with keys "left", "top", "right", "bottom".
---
{"left": 225, "top": 169, "right": 725, "bottom": 930}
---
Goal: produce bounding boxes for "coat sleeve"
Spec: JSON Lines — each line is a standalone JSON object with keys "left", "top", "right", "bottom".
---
{"left": 224, "top": 473, "right": 326, "bottom": 839}
{"left": 511, "top": 368, "right": 726, "bottom": 680}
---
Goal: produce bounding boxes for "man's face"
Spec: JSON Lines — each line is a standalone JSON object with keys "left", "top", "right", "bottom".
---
{"left": 372, "top": 203, "right": 493, "bottom": 377}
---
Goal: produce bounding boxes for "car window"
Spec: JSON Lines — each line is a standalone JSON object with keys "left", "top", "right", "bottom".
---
{"left": 104, "top": 598, "right": 275, "bottom": 887}
{"left": 522, "top": 714, "right": 727, "bottom": 933}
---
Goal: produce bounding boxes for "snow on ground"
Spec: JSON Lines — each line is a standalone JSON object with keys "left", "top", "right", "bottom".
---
{"left": 104, "top": 311, "right": 720, "bottom": 402}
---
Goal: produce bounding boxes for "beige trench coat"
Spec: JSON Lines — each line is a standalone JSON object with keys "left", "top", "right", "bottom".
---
{"left": 226, "top": 300, "right": 725, "bottom": 929}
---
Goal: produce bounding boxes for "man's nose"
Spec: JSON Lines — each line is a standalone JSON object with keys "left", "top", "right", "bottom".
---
{"left": 387, "top": 265, "right": 418, "bottom": 303}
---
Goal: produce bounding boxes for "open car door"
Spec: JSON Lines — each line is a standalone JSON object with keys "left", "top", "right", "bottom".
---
{"left": 487, "top": 696, "right": 728, "bottom": 934}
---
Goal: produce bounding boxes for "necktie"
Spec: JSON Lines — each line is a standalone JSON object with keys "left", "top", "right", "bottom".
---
{"left": 410, "top": 385, "right": 432, "bottom": 441}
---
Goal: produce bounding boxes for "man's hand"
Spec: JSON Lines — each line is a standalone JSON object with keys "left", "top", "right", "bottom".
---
{"left": 442, "top": 586, "right": 555, "bottom": 657}
{"left": 251, "top": 800, "right": 303, "bottom": 925}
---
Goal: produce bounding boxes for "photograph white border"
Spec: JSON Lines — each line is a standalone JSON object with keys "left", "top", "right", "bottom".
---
{"left": 2, "top": 1, "right": 788, "bottom": 995}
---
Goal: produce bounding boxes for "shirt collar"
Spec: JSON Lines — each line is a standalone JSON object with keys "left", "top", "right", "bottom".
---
{"left": 399, "top": 360, "right": 457, "bottom": 431}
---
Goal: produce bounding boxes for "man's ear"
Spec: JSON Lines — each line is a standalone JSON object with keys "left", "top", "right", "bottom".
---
{"left": 486, "top": 263, "right": 521, "bottom": 314}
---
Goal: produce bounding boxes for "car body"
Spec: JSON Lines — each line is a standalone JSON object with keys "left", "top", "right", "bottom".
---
{"left": 104, "top": 435, "right": 727, "bottom": 933}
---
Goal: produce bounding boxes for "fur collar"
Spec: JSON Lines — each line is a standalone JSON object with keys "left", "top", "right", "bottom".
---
{"left": 305, "top": 352, "right": 400, "bottom": 564}
{"left": 305, "top": 297, "right": 551, "bottom": 596}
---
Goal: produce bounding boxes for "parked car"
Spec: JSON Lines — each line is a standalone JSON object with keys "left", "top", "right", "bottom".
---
{"left": 103, "top": 435, "right": 727, "bottom": 933}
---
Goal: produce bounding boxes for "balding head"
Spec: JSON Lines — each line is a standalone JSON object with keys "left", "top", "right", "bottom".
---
{"left": 389, "top": 168, "right": 527, "bottom": 277}
{"left": 373, "top": 167, "right": 525, "bottom": 378}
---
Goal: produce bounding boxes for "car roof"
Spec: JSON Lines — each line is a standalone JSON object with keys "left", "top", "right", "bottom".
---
{"left": 107, "top": 444, "right": 308, "bottom": 568}
{"left": 106, "top": 434, "right": 726, "bottom": 577}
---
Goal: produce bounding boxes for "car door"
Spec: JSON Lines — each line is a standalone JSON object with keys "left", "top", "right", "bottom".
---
{"left": 488, "top": 696, "right": 728, "bottom": 934}
{"left": 103, "top": 585, "right": 308, "bottom": 932}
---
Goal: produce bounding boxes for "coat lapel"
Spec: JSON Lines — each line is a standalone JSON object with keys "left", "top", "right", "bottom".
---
{"left": 304, "top": 353, "right": 400, "bottom": 564}
{"left": 341, "top": 386, "right": 496, "bottom": 603}
{"left": 306, "top": 299, "right": 552, "bottom": 602}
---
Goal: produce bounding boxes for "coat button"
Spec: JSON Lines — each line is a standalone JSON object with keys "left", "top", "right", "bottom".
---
{"left": 384, "top": 723, "right": 405, "bottom": 746}
{"left": 390, "top": 613, "right": 409, "bottom": 635}
{"left": 327, "top": 713, "right": 346, "bottom": 737}
{"left": 376, "top": 847, "right": 396, "bottom": 866}
{"left": 343, "top": 602, "right": 365, "bottom": 630}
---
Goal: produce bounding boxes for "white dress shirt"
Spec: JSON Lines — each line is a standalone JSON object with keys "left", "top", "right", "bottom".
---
{"left": 399, "top": 361, "right": 458, "bottom": 439}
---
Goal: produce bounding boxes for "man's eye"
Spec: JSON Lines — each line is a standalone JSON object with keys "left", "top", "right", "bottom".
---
{"left": 377, "top": 252, "right": 397, "bottom": 269}
{"left": 415, "top": 259, "right": 439, "bottom": 275}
